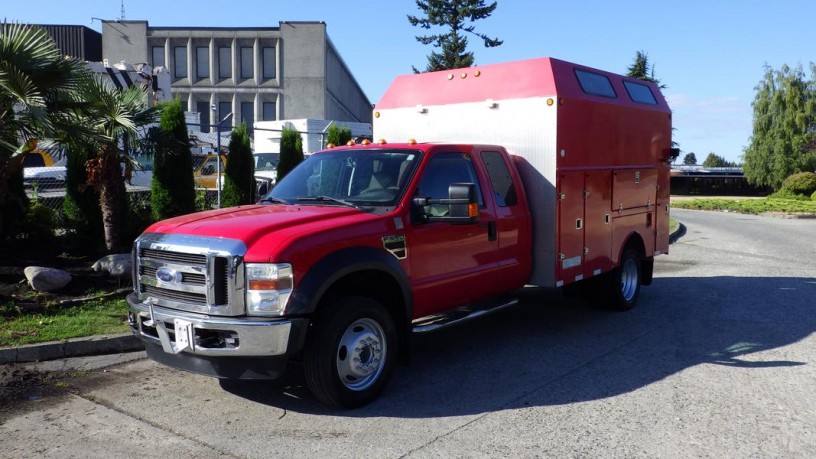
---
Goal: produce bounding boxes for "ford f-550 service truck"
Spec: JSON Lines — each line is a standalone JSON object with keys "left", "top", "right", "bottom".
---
{"left": 127, "top": 57, "right": 675, "bottom": 408}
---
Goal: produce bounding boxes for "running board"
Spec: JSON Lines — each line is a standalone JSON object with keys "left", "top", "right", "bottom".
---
{"left": 412, "top": 296, "right": 518, "bottom": 333}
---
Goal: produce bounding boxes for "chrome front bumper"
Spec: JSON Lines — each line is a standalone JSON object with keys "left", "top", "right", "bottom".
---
{"left": 127, "top": 293, "right": 293, "bottom": 357}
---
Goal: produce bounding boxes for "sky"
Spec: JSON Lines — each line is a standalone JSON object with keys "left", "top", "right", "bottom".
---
{"left": 4, "top": 0, "right": 815, "bottom": 164}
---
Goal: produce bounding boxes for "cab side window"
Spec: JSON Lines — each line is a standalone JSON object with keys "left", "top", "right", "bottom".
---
{"left": 480, "top": 151, "right": 518, "bottom": 207}
{"left": 417, "top": 152, "right": 484, "bottom": 216}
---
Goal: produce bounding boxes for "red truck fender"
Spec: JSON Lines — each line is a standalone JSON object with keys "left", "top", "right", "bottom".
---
{"left": 287, "top": 246, "right": 414, "bottom": 360}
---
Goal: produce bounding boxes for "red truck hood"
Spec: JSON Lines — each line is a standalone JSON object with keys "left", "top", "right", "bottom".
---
{"left": 145, "top": 204, "right": 365, "bottom": 247}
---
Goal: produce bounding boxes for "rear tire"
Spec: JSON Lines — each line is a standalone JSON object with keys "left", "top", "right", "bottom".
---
{"left": 304, "top": 297, "right": 397, "bottom": 408}
{"left": 605, "top": 248, "right": 642, "bottom": 311}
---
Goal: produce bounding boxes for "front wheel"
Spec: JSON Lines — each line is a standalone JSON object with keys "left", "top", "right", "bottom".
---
{"left": 304, "top": 297, "right": 397, "bottom": 408}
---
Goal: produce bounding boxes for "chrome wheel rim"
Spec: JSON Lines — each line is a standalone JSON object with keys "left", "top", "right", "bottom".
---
{"left": 336, "top": 317, "right": 386, "bottom": 391}
{"left": 620, "top": 257, "right": 639, "bottom": 302}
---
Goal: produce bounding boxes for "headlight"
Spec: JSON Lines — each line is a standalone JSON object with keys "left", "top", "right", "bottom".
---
{"left": 245, "top": 263, "right": 293, "bottom": 316}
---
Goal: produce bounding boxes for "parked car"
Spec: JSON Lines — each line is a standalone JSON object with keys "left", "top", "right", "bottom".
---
{"left": 192, "top": 153, "right": 228, "bottom": 190}
{"left": 21, "top": 148, "right": 65, "bottom": 190}
{"left": 253, "top": 152, "right": 279, "bottom": 196}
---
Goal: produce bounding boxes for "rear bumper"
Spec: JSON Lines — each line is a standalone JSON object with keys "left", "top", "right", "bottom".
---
{"left": 127, "top": 293, "right": 309, "bottom": 379}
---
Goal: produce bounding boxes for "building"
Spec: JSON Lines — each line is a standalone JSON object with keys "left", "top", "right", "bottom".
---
{"left": 40, "top": 24, "right": 102, "bottom": 61}
{"left": 670, "top": 166, "right": 771, "bottom": 196}
{"left": 101, "top": 20, "right": 372, "bottom": 133}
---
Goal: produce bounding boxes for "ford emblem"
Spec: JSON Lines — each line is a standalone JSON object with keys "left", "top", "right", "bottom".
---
{"left": 156, "top": 267, "right": 180, "bottom": 284}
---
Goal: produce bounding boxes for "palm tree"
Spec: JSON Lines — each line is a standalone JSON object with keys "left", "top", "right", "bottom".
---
{"left": 70, "top": 70, "right": 158, "bottom": 252}
{"left": 0, "top": 22, "right": 84, "bottom": 240}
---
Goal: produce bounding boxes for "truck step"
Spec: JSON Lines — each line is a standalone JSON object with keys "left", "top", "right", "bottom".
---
{"left": 411, "top": 296, "right": 518, "bottom": 333}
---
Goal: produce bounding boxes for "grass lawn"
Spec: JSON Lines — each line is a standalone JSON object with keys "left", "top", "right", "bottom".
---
{"left": 0, "top": 297, "right": 130, "bottom": 348}
{"left": 671, "top": 196, "right": 816, "bottom": 214}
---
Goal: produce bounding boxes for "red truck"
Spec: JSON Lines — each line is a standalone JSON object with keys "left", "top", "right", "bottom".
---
{"left": 127, "top": 57, "right": 675, "bottom": 408}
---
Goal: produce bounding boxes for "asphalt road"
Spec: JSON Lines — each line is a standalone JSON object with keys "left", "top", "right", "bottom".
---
{"left": 1, "top": 208, "right": 814, "bottom": 458}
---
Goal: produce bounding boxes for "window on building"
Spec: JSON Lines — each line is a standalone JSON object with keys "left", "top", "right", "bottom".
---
{"left": 623, "top": 80, "right": 658, "bottom": 105}
{"left": 151, "top": 46, "right": 165, "bottom": 67}
{"left": 218, "top": 101, "right": 231, "bottom": 130}
{"left": 575, "top": 69, "right": 616, "bottom": 98}
{"left": 196, "top": 101, "right": 211, "bottom": 133}
{"left": 196, "top": 46, "right": 209, "bottom": 79}
{"left": 218, "top": 47, "right": 231, "bottom": 79}
{"left": 262, "top": 47, "right": 276, "bottom": 79}
{"left": 174, "top": 46, "right": 188, "bottom": 78}
{"left": 240, "top": 47, "right": 253, "bottom": 79}
{"left": 480, "top": 151, "right": 517, "bottom": 207}
{"left": 241, "top": 102, "right": 254, "bottom": 132}
{"left": 262, "top": 102, "right": 276, "bottom": 121}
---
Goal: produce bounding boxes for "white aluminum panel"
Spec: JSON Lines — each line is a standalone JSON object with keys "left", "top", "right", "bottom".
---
{"left": 375, "top": 97, "right": 558, "bottom": 286}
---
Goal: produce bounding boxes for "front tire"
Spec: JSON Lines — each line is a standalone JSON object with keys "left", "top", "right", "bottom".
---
{"left": 304, "top": 297, "right": 397, "bottom": 408}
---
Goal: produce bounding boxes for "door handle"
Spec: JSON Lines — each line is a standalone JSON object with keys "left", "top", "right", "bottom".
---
{"left": 482, "top": 221, "right": 497, "bottom": 241}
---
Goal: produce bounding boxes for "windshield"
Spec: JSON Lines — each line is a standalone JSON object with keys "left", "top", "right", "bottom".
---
{"left": 254, "top": 153, "right": 280, "bottom": 171}
{"left": 268, "top": 149, "right": 420, "bottom": 207}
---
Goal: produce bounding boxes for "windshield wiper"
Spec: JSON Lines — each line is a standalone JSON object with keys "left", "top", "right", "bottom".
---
{"left": 297, "top": 196, "right": 359, "bottom": 209}
{"left": 260, "top": 196, "right": 288, "bottom": 204}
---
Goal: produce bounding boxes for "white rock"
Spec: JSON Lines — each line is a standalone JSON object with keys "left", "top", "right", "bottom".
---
{"left": 24, "top": 266, "right": 72, "bottom": 292}
{"left": 91, "top": 254, "right": 132, "bottom": 278}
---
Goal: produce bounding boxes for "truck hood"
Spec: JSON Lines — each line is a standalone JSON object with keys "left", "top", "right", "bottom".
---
{"left": 145, "top": 204, "right": 366, "bottom": 248}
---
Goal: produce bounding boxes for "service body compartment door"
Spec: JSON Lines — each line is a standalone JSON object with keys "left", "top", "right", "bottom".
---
{"left": 583, "top": 170, "right": 613, "bottom": 277}
{"left": 557, "top": 171, "right": 584, "bottom": 284}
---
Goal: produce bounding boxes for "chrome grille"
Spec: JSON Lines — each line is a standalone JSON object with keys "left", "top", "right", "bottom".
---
{"left": 141, "top": 248, "right": 206, "bottom": 265}
{"left": 132, "top": 233, "right": 247, "bottom": 316}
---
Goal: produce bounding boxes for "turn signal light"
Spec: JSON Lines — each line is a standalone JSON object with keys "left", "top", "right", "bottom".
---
{"left": 468, "top": 203, "right": 478, "bottom": 217}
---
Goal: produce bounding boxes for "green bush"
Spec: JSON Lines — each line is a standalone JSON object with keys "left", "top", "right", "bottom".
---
{"left": 326, "top": 124, "right": 352, "bottom": 147}
{"left": 780, "top": 172, "right": 816, "bottom": 197}
{"left": 222, "top": 122, "right": 255, "bottom": 206}
{"left": 151, "top": 99, "right": 197, "bottom": 220}
{"left": 811, "top": 190, "right": 816, "bottom": 201}
{"left": 767, "top": 188, "right": 812, "bottom": 201}
{"left": 277, "top": 127, "right": 304, "bottom": 182}
{"left": 20, "top": 201, "right": 57, "bottom": 241}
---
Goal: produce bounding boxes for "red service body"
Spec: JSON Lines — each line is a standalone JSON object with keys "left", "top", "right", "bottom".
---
{"left": 127, "top": 57, "right": 673, "bottom": 408}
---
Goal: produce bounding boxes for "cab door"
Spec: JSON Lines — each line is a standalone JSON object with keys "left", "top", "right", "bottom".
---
{"left": 405, "top": 148, "right": 500, "bottom": 318}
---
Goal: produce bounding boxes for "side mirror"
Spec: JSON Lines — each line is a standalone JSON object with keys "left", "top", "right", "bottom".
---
{"left": 413, "top": 183, "right": 479, "bottom": 224}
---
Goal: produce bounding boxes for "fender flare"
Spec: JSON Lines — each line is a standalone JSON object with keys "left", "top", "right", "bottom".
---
{"left": 286, "top": 246, "right": 413, "bottom": 322}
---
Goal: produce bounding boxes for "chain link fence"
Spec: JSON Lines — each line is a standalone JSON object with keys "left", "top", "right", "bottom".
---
{"left": 23, "top": 122, "right": 258, "bottom": 227}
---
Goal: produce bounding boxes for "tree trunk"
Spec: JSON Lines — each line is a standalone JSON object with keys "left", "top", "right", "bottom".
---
{"left": 91, "top": 144, "right": 123, "bottom": 253}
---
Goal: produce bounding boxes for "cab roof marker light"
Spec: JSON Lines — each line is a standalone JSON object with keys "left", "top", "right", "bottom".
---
{"left": 361, "top": 138, "right": 372, "bottom": 145}
{"left": 408, "top": 138, "right": 417, "bottom": 145}
{"left": 378, "top": 138, "right": 387, "bottom": 145}
{"left": 346, "top": 140, "right": 355, "bottom": 146}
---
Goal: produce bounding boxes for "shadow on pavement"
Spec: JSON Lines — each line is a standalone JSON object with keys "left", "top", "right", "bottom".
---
{"left": 220, "top": 275, "right": 815, "bottom": 417}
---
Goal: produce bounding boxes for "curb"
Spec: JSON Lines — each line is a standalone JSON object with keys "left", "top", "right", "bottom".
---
{"left": 0, "top": 333, "right": 144, "bottom": 365}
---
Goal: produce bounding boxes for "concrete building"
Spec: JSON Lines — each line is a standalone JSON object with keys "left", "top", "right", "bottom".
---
{"left": 101, "top": 20, "right": 372, "bottom": 133}
{"left": 40, "top": 24, "right": 102, "bottom": 61}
